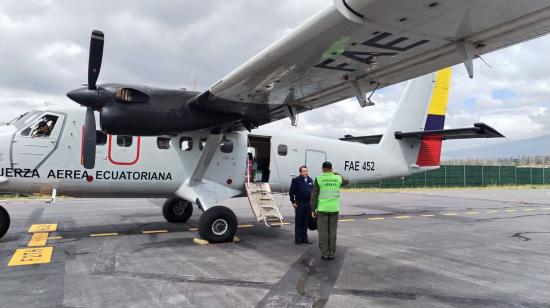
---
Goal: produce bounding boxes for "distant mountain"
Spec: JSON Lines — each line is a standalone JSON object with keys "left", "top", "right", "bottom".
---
{"left": 443, "top": 135, "right": 550, "bottom": 159}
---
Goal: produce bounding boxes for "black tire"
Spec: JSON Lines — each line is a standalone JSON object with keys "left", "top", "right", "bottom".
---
{"left": 0, "top": 205, "right": 10, "bottom": 240}
{"left": 198, "top": 206, "right": 237, "bottom": 243}
{"left": 162, "top": 198, "right": 193, "bottom": 223}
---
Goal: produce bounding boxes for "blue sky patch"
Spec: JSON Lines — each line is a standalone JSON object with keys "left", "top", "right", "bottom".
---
{"left": 492, "top": 89, "right": 517, "bottom": 100}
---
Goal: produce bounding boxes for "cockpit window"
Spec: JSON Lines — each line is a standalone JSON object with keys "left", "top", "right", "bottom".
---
{"left": 21, "top": 114, "right": 59, "bottom": 138}
{"left": 9, "top": 111, "right": 41, "bottom": 130}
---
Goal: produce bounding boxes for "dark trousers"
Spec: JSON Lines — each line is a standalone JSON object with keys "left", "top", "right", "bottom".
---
{"left": 294, "top": 200, "right": 310, "bottom": 242}
{"left": 317, "top": 211, "right": 339, "bottom": 258}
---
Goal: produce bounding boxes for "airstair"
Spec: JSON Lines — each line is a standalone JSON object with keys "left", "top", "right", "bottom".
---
{"left": 245, "top": 182, "right": 284, "bottom": 227}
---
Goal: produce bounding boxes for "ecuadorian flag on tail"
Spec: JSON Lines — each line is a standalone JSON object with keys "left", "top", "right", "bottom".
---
{"left": 416, "top": 68, "right": 452, "bottom": 167}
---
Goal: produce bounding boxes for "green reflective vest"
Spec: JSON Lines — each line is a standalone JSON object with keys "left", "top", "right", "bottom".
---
{"left": 316, "top": 172, "right": 343, "bottom": 212}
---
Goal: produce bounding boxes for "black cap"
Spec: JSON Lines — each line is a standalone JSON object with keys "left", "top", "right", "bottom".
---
{"left": 322, "top": 161, "right": 332, "bottom": 168}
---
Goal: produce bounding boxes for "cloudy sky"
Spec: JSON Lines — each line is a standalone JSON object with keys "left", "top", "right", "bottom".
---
{"left": 1, "top": 0, "right": 549, "bottom": 152}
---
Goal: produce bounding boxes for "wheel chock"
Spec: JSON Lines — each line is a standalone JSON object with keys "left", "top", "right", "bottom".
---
{"left": 232, "top": 236, "right": 240, "bottom": 243}
{"left": 193, "top": 238, "right": 209, "bottom": 245}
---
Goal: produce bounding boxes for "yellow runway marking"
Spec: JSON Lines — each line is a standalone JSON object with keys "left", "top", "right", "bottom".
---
{"left": 90, "top": 233, "right": 118, "bottom": 237}
{"left": 193, "top": 238, "right": 209, "bottom": 245}
{"left": 466, "top": 211, "right": 479, "bottom": 215}
{"left": 238, "top": 224, "right": 254, "bottom": 228}
{"left": 368, "top": 217, "right": 384, "bottom": 221}
{"left": 523, "top": 209, "right": 536, "bottom": 211}
{"left": 443, "top": 213, "right": 457, "bottom": 216}
{"left": 28, "top": 232, "right": 49, "bottom": 247}
{"left": 48, "top": 236, "right": 63, "bottom": 240}
{"left": 395, "top": 215, "right": 410, "bottom": 219}
{"left": 189, "top": 228, "right": 199, "bottom": 231}
{"left": 505, "top": 209, "right": 518, "bottom": 212}
{"left": 487, "top": 210, "right": 500, "bottom": 213}
{"left": 28, "top": 224, "right": 57, "bottom": 233}
{"left": 542, "top": 207, "right": 550, "bottom": 210}
{"left": 421, "top": 214, "right": 435, "bottom": 217}
{"left": 339, "top": 219, "right": 355, "bottom": 222}
{"left": 8, "top": 247, "right": 53, "bottom": 266}
{"left": 142, "top": 230, "right": 168, "bottom": 234}
{"left": 282, "top": 222, "right": 291, "bottom": 225}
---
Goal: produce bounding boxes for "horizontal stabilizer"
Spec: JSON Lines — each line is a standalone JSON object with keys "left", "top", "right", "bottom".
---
{"left": 395, "top": 123, "right": 504, "bottom": 140}
{"left": 340, "top": 123, "right": 504, "bottom": 145}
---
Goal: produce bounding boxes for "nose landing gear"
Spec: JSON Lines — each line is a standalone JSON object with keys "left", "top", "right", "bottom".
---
{"left": 0, "top": 205, "right": 10, "bottom": 240}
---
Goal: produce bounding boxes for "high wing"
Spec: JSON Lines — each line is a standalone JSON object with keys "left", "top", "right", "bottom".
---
{"left": 193, "top": 0, "right": 550, "bottom": 130}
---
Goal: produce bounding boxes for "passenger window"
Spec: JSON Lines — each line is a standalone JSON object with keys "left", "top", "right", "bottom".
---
{"left": 199, "top": 138, "right": 207, "bottom": 151}
{"left": 180, "top": 137, "right": 193, "bottom": 151}
{"left": 23, "top": 114, "right": 59, "bottom": 138}
{"left": 117, "top": 135, "right": 133, "bottom": 147}
{"left": 157, "top": 137, "right": 171, "bottom": 150}
{"left": 220, "top": 139, "right": 233, "bottom": 153}
{"left": 96, "top": 131, "right": 107, "bottom": 146}
{"left": 278, "top": 144, "right": 288, "bottom": 156}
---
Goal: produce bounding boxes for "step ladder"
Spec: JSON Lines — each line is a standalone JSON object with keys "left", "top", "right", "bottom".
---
{"left": 245, "top": 182, "right": 284, "bottom": 227}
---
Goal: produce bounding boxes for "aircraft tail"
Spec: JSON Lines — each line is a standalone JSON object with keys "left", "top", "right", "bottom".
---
{"left": 378, "top": 68, "right": 452, "bottom": 168}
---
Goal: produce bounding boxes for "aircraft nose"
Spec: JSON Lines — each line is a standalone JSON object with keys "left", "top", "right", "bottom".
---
{"left": 0, "top": 125, "right": 15, "bottom": 172}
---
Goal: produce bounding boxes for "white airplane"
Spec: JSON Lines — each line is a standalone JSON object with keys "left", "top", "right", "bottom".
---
{"left": 2, "top": 0, "right": 550, "bottom": 242}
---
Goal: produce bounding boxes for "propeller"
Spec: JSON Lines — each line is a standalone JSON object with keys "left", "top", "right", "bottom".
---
{"left": 67, "top": 30, "right": 106, "bottom": 169}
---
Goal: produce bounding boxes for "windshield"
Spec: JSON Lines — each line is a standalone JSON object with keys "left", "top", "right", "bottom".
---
{"left": 7, "top": 111, "right": 41, "bottom": 129}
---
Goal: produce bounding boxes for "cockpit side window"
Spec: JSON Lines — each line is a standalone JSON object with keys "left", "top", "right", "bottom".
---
{"left": 10, "top": 111, "right": 41, "bottom": 130}
{"left": 22, "top": 114, "right": 59, "bottom": 138}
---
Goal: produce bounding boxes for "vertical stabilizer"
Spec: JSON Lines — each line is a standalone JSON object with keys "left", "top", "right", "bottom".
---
{"left": 378, "top": 68, "right": 452, "bottom": 168}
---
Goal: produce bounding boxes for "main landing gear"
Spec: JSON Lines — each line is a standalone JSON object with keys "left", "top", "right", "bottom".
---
{"left": 0, "top": 205, "right": 10, "bottom": 240}
{"left": 162, "top": 199, "right": 238, "bottom": 243}
{"left": 163, "top": 198, "right": 194, "bottom": 223}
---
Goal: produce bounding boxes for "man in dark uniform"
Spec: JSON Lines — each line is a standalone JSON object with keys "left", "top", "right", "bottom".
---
{"left": 289, "top": 165, "right": 314, "bottom": 244}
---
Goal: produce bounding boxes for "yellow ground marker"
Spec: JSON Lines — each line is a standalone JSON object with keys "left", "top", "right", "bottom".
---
{"left": 338, "top": 219, "right": 355, "bottom": 222}
{"left": 142, "top": 230, "right": 169, "bottom": 234}
{"left": 421, "top": 214, "right": 435, "bottom": 217}
{"left": 282, "top": 222, "right": 291, "bottom": 225}
{"left": 237, "top": 224, "right": 254, "bottom": 228}
{"left": 28, "top": 224, "right": 57, "bottom": 233}
{"left": 505, "top": 209, "right": 518, "bottom": 212}
{"left": 90, "top": 233, "right": 118, "bottom": 237}
{"left": 189, "top": 227, "right": 199, "bottom": 231}
{"left": 466, "top": 211, "right": 479, "bottom": 215}
{"left": 443, "top": 213, "right": 457, "bottom": 216}
{"left": 28, "top": 232, "right": 49, "bottom": 247}
{"left": 395, "top": 215, "right": 410, "bottom": 219}
{"left": 487, "top": 210, "right": 500, "bottom": 213}
{"left": 48, "top": 236, "right": 63, "bottom": 240}
{"left": 8, "top": 247, "right": 53, "bottom": 266}
{"left": 193, "top": 238, "right": 209, "bottom": 245}
{"left": 368, "top": 217, "right": 384, "bottom": 221}
{"left": 523, "top": 208, "right": 536, "bottom": 212}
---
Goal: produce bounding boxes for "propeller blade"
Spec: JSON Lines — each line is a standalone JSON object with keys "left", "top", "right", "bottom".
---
{"left": 88, "top": 30, "right": 104, "bottom": 90}
{"left": 83, "top": 107, "right": 97, "bottom": 169}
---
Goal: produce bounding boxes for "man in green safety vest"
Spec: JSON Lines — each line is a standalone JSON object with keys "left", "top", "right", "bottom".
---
{"left": 310, "top": 161, "right": 348, "bottom": 260}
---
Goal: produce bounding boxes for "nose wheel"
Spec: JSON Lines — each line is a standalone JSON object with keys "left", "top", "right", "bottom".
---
{"left": 0, "top": 205, "right": 10, "bottom": 240}
{"left": 162, "top": 198, "right": 194, "bottom": 223}
{"left": 198, "top": 206, "right": 237, "bottom": 243}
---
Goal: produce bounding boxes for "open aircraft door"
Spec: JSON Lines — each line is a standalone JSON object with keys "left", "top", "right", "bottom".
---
{"left": 11, "top": 112, "right": 65, "bottom": 169}
{"left": 305, "top": 150, "right": 327, "bottom": 178}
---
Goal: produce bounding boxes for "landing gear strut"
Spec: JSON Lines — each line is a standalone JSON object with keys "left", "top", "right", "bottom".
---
{"left": 0, "top": 205, "right": 10, "bottom": 240}
{"left": 198, "top": 206, "right": 237, "bottom": 243}
{"left": 162, "top": 198, "right": 194, "bottom": 223}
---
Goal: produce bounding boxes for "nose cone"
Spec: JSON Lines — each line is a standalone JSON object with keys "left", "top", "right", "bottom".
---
{"left": 67, "top": 87, "right": 98, "bottom": 108}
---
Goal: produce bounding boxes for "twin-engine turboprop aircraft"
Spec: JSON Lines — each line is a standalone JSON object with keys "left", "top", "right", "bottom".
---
{"left": 2, "top": 0, "right": 550, "bottom": 242}
{"left": 0, "top": 68, "right": 503, "bottom": 242}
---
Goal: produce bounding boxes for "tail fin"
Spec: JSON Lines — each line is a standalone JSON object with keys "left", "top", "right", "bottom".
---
{"left": 378, "top": 68, "right": 452, "bottom": 167}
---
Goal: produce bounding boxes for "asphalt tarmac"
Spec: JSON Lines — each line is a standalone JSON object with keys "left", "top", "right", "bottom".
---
{"left": 0, "top": 188, "right": 549, "bottom": 307}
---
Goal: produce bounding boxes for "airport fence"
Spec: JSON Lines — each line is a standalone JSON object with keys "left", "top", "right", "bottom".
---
{"left": 352, "top": 165, "right": 550, "bottom": 189}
